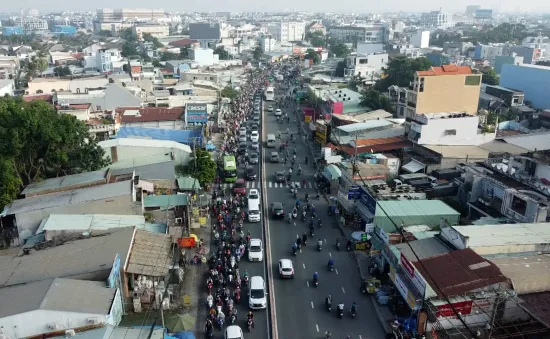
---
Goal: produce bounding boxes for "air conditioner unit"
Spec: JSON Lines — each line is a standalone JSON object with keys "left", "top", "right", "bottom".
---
{"left": 47, "top": 323, "right": 62, "bottom": 330}
{"left": 65, "top": 329, "right": 76, "bottom": 337}
{"left": 88, "top": 317, "right": 100, "bottom": 325}
{"left": 175, "top": 218, "right": 183, "bottom": 224}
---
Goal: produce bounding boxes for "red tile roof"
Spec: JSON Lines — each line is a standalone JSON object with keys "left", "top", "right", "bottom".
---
{"left": 23, "top": 94, "right": 53, "bottom": 102}
{"left": 417, "top": 65, "right": 473, "bottom": 77}
{"left": 169, "top": 39, "right": 198, "bottom": 47}
{"left": 117, "top": 107, "right": 184, "bottom": 123}
{"left": 355, "top": 136, "right": 406, "bottom": 147}
{"left": 415, "top": 248, "right": 510, "bottom": 298}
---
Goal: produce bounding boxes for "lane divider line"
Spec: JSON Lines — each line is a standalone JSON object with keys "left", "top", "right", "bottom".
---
{"left": 302, "top": 263, "right": 306, "bottom": 269}
{"left": 328, "top": 252, "right": 332, "bottom": 258}
{"left": 311, "top": 302, "right": 314, "bottom": 309}
{"left": 342, "top": 287, "right": 346, "bottom": 294}
{"left": 306, "top": 281, "right": 309, "bottom": 287}
{"left": 335, "top": 269, "right": 339, "bottom": 275}
{"left": 316, "top": 324, "right": 319, "bottom": 332}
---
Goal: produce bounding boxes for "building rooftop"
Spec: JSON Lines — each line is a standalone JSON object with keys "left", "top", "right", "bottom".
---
{"left": 376, "top": 200, "right": 460, "bottom": 219}
{"left": 417, "top": 65, "right": 473, "bottom": 76}
{"left": 490, "top": 255, "right": 550, "bottom": 294}
{"left": 502, "top": 132, "right": 550, "bottom": 152}
{"left": 450, "top": 223, "right": 550, "bottom": 248}
{"left": 126, "top": 230, "right": 172, "bottom": 277}
{"left": 415, "top": 248, "right": 509, "bottom": 298}
{"left": 0, "top": 278, "right": 117, "bottom": 318}
{"left": 108, "top": 154, "right": 173, "bottom": 170}
{"left": 392, "top": 237, "right": 452, "bottom": 262}
{"left": 4, "top": 180, "right": 132, "bottom": 216}
{"left": 337, "top": 120, "right": 393, "bottom": 134}
{"left": 50, "top": 325, "right": 164, "bottom": 339}
{"left": 143, "top": 194, "right": 189, "bottom": 209}
{"left": 21, "top": 169, "right": 109, "bottom": 197}
{"left": 99, "top": 138, "right": 192, "bottom": 154}
{"left": 326, "top": 88, "right": 362, "bottom": 102}
{"left": 423, "top": 144, "right": 491, "bottom": 159}
{"left": 117, "top": 107, "right": 184, "bottom": 123}
{"left": 111, "top": 161, "right": 176, "bottom": 182}
{"left": 116, "top": 126, "right": 202, "bottom": 145}
{"left": 0, "top": 227, "right": 134, "bottom": 287}
{"left": 36, "top": 214, "right": 146, "bottom": 235}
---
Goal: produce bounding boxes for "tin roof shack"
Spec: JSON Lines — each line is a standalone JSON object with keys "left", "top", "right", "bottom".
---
{"left": 373, "top": 200, "right": 460, "bottom": 233}
{"left": 142, "top": 194, "right": 189, "bottom": 242}
{"left": 20, "top": 169, "right": 111, "bottom": 198}
{"left": 0, "top": 180, "right": 140, "bottom": 247}
{"left": 0, "top": 278, "right": 121, "bottom": 339}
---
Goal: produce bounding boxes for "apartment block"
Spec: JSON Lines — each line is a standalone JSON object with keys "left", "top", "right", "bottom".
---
{"left": 328, "top": 25, "right": 388, "bottom": 44}
{"left": 96, "top": 8, "right": 165, "bottom": 23}
{"left": 344, "top": 53, "right": 388, "bottom": 79}
{"left": 404, "top": 65, "right": 481, "bottom": 118}
{"left": 131, "top": 24, "right": 169, "bottom": 40}
{"left": 500, "top": 64, "right": 550, "bottom": 110}
{"left": 410, "top": 31, "right": 430, "bottom": 48}
{"left": 267, "top": 22, "right": 305, "bottom": 43}
{"left": 421, "top": 9, "right": 453, "bottom": 29}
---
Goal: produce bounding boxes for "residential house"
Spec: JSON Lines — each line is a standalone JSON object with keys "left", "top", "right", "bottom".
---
{"left": 0, "top": 56, "right": 20, "bottom": 80}
{"left": 98, "top": 138, "right": 192, "bottom": 166}
{"left": 117, "top": 107, "right": 185, "bottom": 129}
{"left": 55, "top": 82, "right": 145, "bottom": 111}
{"left": 344, "top": 52, "right": 388, "bottom": 79}
{"left": 0, "top": 79, "right": 15, "bottom": 96}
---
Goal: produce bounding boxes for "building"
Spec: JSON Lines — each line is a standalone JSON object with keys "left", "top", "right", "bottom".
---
{"left": 117, "top": 107, "right": 185, "bottom": 129}
{"left": 473, "top": 44, "right": 505, "bottom": 64}
{"left": 494, "top": 54, "right": 524, "bottom": 74}
{"left": 328, "top": 25, "right": 388, "bottom": 44}
{"left": 309, "top": 23, "right": 326, "bottom": 35}
{"left": 96, "top": 8, "right": 165, "bottom": 23}
{"left": 0, "top": 79, "right": 15, "bottom": 96}
{"left": 500, "top": 64, "right": 550, "bottom": 110}
{"left": 190, "top": 48, "right": 214, "bottom": 66}
{"left": 410, "top": 30, "right": 430, "bottom": 48}
{"left": 475, "top": 9, "right": 493, "bottom": 20}
{"left": 0, "top": 278, "right": 122, "bottom": 339}
{"left": 484, "top": 85, "right": 525, "bottom": 107}
{"left": 425, "top": 52, "right": 451, "bottom": 66}
{"left": 267, "top": 22, "right": 306, "bottom": 43}
{"left": 403, "top": 65, "right": 482, "bottom": 118}
{"left": 189, "top": 23, "right": 221, "bottom": 48}
{"left": 52, "top": 25, "right": 77, "bottom": 35}
{"left": 421, "top": 9, "right": 453, "bottom": 29}
{"left": 344, "top": 52, "right": 388, "bottom": 79}
{"left": 259, "top": 35, "right": 276, "bottom": 52}
{"left": 466, "top": 5, "right": 481, "bottom": 15}
{"left": 522, "top": 36, "right": 550, "bottom": 59}
{"left": 1, "top": 26, "right": 23, "bottom": 36}
{"left": 98, "top": 138, "right": 192, "bottom": 165}
{"left": 321, "top": 88, "right": 363, "bottom": 116}
{"left": 83, "top": 43, "right": 124, "bottom": 73}
{"left": 509, "top": 46, "right": 541, "bottom": 65}
{"left": 131, "top": 24, "right": 169, "bottom": 40}
{"left": 19, "top": 17, "right": 48, "bottom": 34}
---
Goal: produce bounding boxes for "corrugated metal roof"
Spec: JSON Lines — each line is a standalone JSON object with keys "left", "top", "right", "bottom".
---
{"left": 41, "top": 278, "right": 116, "bottom": 314}
{"left": 99, "top": 138, "right": 192, "bottom": 154}
{"left": 111, "top": 161, "right": 176, "bottom": 181}
{"left": 126, "top": 230, "right": 172, "bottom": 277}
{"left": 376, "top": 200, "right": 460, "bottom": 219}
{"left": 354, "top": 136, "right": 406, "bottom": 147}
{"left": 21, "top": 169, "right": 108, "bottom": 197}
{"left": 108, "top": 154, "right": 173, "bottom": 170}
{"left": 491, "top": 255, "right": 550, "bottom": 294}
{"left": 6, "top": 181, "right": 132, "bottom": 215}
{"left": 176, "top": 176, "right": 201, "bottom": 190}
{"left": 143, "top": 194, "right": 189, "bottom": 209}
{"left": 415, "top": 248, "right": 509, "bottom": 298}
{"left": 392, "top": 238, "right": 451, "bottom": 262}
{"left": 337, "top": 120, "right": 392, "bottom": 133}
{"left": 0, "top": 228, "right": 134, "bottom": 287}
{"left": 502, "top": 132, "right": 550, "bottom": 152}
{"left": 116, "top": 127, "right": 202, "bottom": 145}
{"left": 451, "top": 223, "right": 550, "bottom": 248}
{"left": 36, "top": 214, "right": 146, "bottom": 234}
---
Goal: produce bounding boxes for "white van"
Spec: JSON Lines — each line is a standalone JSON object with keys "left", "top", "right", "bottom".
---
{"left": 266, "top": 134, "right": 276, "bottom": 148}
{"left": 249, "top": 276, "right": 267, "bottom": 309}
{"left": 248, "top": 198, "right": 261, "bottom": 222}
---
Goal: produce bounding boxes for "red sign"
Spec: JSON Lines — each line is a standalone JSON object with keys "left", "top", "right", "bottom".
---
{"left": 436, "top": 300, "right": 473, "bottom": 318}
{"left": 431, "top": 328, "right": 439, "bottom": 339}
{"left": 178, "top": 237, "right": 196, "bottom": 248}
{"left": 401, "top": 253, "right": 415, "bottom": 276}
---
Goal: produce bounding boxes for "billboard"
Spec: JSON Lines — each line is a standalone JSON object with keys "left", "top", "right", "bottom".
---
{"left": 359, "top": 186, "right": 377, "bottom": 215}
{"left": 315, "top": 122, "right": 328, "bottom": 144}
{"left": 186, "top": 103, "right": 208, "bottom": 123}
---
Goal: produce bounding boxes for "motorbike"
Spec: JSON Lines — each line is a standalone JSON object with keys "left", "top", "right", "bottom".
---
{"left": 338, "top": 307, "right": 344, "bottom": 318}
{"left": 318, "top": 219, "right": 323, "bottom": 228}
{"left": 292, "top": 210, "right": 298, "bottom": 219}
{"left": 318, "top": 243, "right": 322, "bottom": 252}
{"left": 293, "top": 247, "right": 297, "bottom": 256}
{"left": 293, "top": 191, "right": 298, "bottom": 198}
{"left": 301, "top": 212, "right": 306, "bottom": 221}
{"left": 228, "top": 274, "right": 233, "bottom": 284}
{"left": 243, "top": 276, "right": 249, "bottom": 288}
{"left": 207, "top": 281, "right": 213, "bottom": 293}
{"left": 217, "top": 317, "right": 224, "bottom": 328}
{"left": 235, "top": 292, "right": 241, "bottom": 303}
{"left": 328, "top": 207, "right": 333, "bottom": 216}
{"left": 313, "top": 278, "right": 319, "bottom": 287}
{"left": 207, "top": 294, "right": 214, "bottom": 309}
{"left": 328, "top": 263, "right": 334, "bottom": 272}
{"left": 326, "top": 300, "right": 332, "bottom": 312}
{"left": 351, "top": 308, "right": 356, "bottom": 318}
{"left": 247, "top": 319, "right": 253, "bottom": 332}
{"left": 230, "top": 313, "right": 237, "bottom": 324}
{"left": 206, "top": 328, "right": 214, "bottom": 338}
{"left": 310, "top": 228, "right": 315, "bottom": 237}
{"left": 288, "top": 215, "right": 292, "bottom": 224}
{"left": 227, "top": 303, "right": 233, "bottom": 314}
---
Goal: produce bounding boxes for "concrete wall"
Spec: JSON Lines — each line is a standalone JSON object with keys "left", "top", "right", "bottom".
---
{"left": 416, "top": 74, "right": 481, "bottom": 114}
{"left": 412, "top": 116, "right": 495, "bottom": 146}
{"left": 121, "top": 120, "right": 185, "bottom": 130}
{"left": 500, "top": 64, "right": 550, "bottom": 110}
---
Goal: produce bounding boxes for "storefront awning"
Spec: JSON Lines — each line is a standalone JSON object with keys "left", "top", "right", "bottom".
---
{"left": 402, "top": 159, "right": 425, "bottom": 173}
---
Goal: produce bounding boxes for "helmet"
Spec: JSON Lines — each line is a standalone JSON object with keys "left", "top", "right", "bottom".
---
{"left": 248, "top": 311, "right": 252, "bottom": 315}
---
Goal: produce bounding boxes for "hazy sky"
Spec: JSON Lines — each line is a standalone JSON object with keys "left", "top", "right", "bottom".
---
{"left": 5, "top": 0, "right": 550, "bottom": 15}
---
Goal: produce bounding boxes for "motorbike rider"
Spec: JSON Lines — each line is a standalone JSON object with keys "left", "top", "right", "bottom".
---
{"left": 317, "top": 238, "right": 323, "bottom": 248}
{"left": 325, "top": 295, "right": 332, "bottom": 307}
{"left": 351, "top": 302, "right": 358, "bottom": 314}
{"left": 313, "top": 271, "right": 319, "bottom": 282}
{"left": 205, "top": 319, "right": 213, "bottom": 333}
{"left": 296, "top": 236, "right": 302, "bottom": 248}
{"left": 302, "top": 232, "right": 307, "bottom": 245}
{"left": 325, "top": 331, "right": 331, "bottom": 339}
{"left": 292, "top": 242, "right": 298, "bottom": 253}
{"left": 328, "top": 258, "right": 334, "bottom": 268}
{"left": 247, "top": 311, "right": 255, "bottom": 327}
{"left": 337, "top": 302, "right": 344, "bottom": 313}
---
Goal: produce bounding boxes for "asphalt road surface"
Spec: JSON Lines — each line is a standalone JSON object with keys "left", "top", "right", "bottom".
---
{"left": 261, "top": 85, "right": 387, "bottom": 339}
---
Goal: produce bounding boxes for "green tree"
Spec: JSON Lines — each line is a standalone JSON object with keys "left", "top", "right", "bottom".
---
{"left": 177, "top": 149, "right": 216, "bottom": 187}
{"left": 0, "top": 158, "right": 21, "bottom": 211}
{"left": 221, "top": 86, "right": 240, "bottom": 100}
{"left": 307, "top": 31, "right": 325, "bottom": 47}
{"left": 121, "top": 41, "right": 138, "bottom": 57}
{"left": 0, "top": 97, "right": 110, "bottom": 195}
{"left": 119, "top": 28, "right": 136, "bottom": 42}
{"left": 480, "top": 67, "right": 499, "bottom": 85}
{"left": 306, "top": 48, "right": 321, "bottom": 64}
{"left": 329, "top": 41, "right": 349, "bottom": 58}
{"left": 152, "top": 59, "right": 162, "bottom": 67}
{"left": 54, "top": 66, "right": 72, "bottom": 77}
{"left": 98, "top": 30, "right": 112, "bottom": 37}
{"left": 253, "top": 46, "right": 263, "bottom": 61}
{"left": 374, "top": 56, "right": 431, "bottom": 91}
{"left": 347, "top": 75, "right": 362, "bottom": 92}
{"left": 469, "top": 23, "right": 528, "bottom": 44}
{"left": 335, "top": 60, "right": 346, "bottom": 77}
{"left": 25, "top": 52, "right": 49, "bottom": 79}
{"left": 160, "top": 52, "right": 179, "bottom": 61}
{"left": 214, "top": 46, "right": 230, "bottom": 60}
{"left": 360, "top": 88, "right": 393, "bottom": 112}
{"left": 142, "top": 33, "right": 163, "bottom": 48}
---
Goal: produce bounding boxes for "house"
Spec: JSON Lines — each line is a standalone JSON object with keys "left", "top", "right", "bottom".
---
{"left": 168, "top": 39, "right": 199, "bottom": 49}
{"left": 55, "top": 83, "right": 145, "bottom": 111}
{"left": 0, "top": 79, "right": 15, "bottom": 96}
{"left": 117, "top": 107, "right": 185, "bottom": 129}
{"left": 98, "top": 138, "right": 192, "bottom": 166}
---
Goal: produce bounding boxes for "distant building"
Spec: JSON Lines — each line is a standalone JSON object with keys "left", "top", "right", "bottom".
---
{"left": 410, "top": 30, "right": 430, "bottom": 48}
{"left": 52, "top": 25, "right": 77, "bottom": 36}
{"left": 475, "top": 9, "right": 493, "bottom": 19}
{"left": 190, "top": 48, "right": 214, "bottom": 66}
{"left": 189, "top": 23, "right": 221, "bottom": 48}
{"left": 473, "top": 44, "right": 505, "bottom": 64}
{"left": 421, "top": 9, "right": 453, "bottom": 29}
{"left": 19, "top": 17, "right": 48, "bottom": 34}
{"left": 500, "top": 64, "right": 550, "bottom": 110}
{"left": 494, "top": 55, "right": 524, "bottom": 74}
{"left": 131, "top": 24, "right": 169, "bottom": 40}
{"left": 267, "top": 22, "right": 306, "bottom": 43}
{"left": 259, "top": 35, "right": 276, "bottom": 52}
{"left": 96, "top": 8, "right": 165, "bottom": 23}
{"left": 329, "top": 25, "right": 388, "bottom": 44}
{"left": 345, "top": 52, "right": 388, "bottom": 79}
{"left": 465, "top": 5, "right": 481, "bottom": 15}
{"left": 1, "top": 26, "right": 23, "bottom": 36}
{"left": 309, "top": 23, "right": 326, "bottom": 35}
{"left": 509, "top": 46, "right": 541, "bottom": 64}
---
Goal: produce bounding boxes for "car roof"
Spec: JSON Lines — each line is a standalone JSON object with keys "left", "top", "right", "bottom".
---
{"left": 246, "top": 167, "right": 255, "bottom": 172}
{"left": 249, "top": 189, "right": 259, "bottom": 195}
{"left": 236, "top": 178, "right": 245, "bottom": 183}
{"left": 279, "top": 259, "right": 293, "bottom": 268}
{"left": 272, "top": 201, "right": 283, "bottom": 207}
{"left": 250, "top": 276, "right": 264, "bottom": 285}
{"left": 250, "top": 238, "right": 262, "bottom": 246}
{"left": 251, "top": 130, "right": 259, "bottom": 134}
{"left": 225, "top": 325, "right": 242, "bottom": 338}
{"left": 271, "top": 152, "right": 278, "bottom": 155}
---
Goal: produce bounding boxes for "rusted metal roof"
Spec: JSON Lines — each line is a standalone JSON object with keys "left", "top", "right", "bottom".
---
{"left": 415, "top": 248, "right": 510, "bottom": 298}
{"left": 355, "top": 136, "right": 406, "bottom": 147}
{"left": 328, "top": 139, "right": 410, "bottom": 155}
{"left": 118, "top": 107, "right": 184, "bottom": 123}
{"left": 417, "top": 65, "right": 473, "bottom": 77}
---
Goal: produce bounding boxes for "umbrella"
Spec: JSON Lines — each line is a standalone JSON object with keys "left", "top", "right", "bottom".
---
{"left": 166, "top": 314, "right": 196, "bottom": 333}
{"left": 173, "top": 331, "right": 196, "bottom": 339}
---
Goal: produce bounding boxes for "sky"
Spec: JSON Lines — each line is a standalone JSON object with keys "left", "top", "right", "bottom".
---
{"left": 5, "top": 1, "right": 550, "bottom": 15}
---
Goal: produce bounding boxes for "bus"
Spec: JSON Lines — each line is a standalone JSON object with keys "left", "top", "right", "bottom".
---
{"left": 265, "top": 86, "right": 275, "bottom": 101}
{"left": 223, "top": 155, "right": 238, "bottom": 183}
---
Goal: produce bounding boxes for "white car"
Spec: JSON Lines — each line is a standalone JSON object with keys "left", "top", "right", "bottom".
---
{"left": 275, "top": 108, "right": 282, "bottom": 116}
{"left": 239, "top": 127, "right": 247, "bottom": 135}
{"left": 250, "top": 131, "right": 259, "bottom": 142}
{"left": 238, "top": 134, "right": 247, "bottom": 143}
{"left": 248, "top": 189, "right": 260, "bottom": 204}
{"left": 248, "top": 239, "right": 264, "bottom": 262}
{"left": 267, "top": 105, "right": 274, "bottom": 112}
{"left": 249, "top": 276, "right": 267, "bottom": 309}
{"left": 278, "top": 259, "right": 295, "bottom": 278}
{"left": 225, "top": 325, "right": 244, "bottom": 339}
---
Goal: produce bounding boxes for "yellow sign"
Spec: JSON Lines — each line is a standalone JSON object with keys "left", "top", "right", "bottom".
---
{"left": 406, "top": 290, "right": 418, "bottom": 309}
{"left": 192, "top": 207, "right": 199, "bottom": 216}
{"left": 355, "top": 242, "right": 367, "bottom": 250}
{"left": 182, "top": 295, "right": 191, "bottom": 306}
{"left": 199, "top": 217, "right": 207, "bottom": 225}
{"left": 305, "top": 116, "right": 311, "bottom": 123}
{"left": 388, "top": 265, "right": 396, "bottom": 282}
{"left": 315, "top": 123, "right": 327, "bottom": 144}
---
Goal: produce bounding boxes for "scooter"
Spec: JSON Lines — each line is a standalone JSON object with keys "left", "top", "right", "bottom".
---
{"left": 292, "top": 210, "right": 298, "bottom": 219}
{"left": 207, "top": 294, "right": 214, "bottom": 309}
{"left": 247, "top": 319, "right": 253, "bottom": 332}
{"left": 293, "top": 247, "right": 297, "bottom": 256}
{"left": 328, "top": 263, "right": 334, "bottom": 272}
{"left": 326, "top": 301, "right": 332, "bottom": 312}
{"left": 336, "top": 240, "right": 341, "bottom": 251}
{"left": 351, "top": 309, "right": 356, "bottom": 319}
{"left": 318, "top": 243, "right": 322, "bottom": 252}
{"left": 301, "top": 212, "right": 306, "bottom": 222}
{"left": 313, "top": 278, "right": 319, "bottom": 287}
{"left": 338, "top": 307, "right": 344, "bottom": 318}
{"left": 310, "top": 228, "right": 315, "bottom": 237}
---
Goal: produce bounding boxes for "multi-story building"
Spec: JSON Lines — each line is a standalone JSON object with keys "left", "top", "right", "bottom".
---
{"left": 328, "top": 24, "right": 389, "bottom": 44}
{"left": 465, "top": 5, "right": 481, "bottom": 15}
{"left": 410, "top": 31, "right": 430, "bottom": 48}
{"left": 421, "top": 9, "right": 453, "bottom": 29}
{"left": 494, "top": 54, "right": 524, "bottom": 74}
{"left": 474, "top": 44, "right": 505, "bottom": 64}
{"left": 344, "top": 52, "right": 388, "bottom": 79}
{"left": 82, "top": 43, "right": 125, "bottom": 73}
{"left": 131, "top": 24, "right": 169, "bottom": 40}
{"left": 267, "top": 22, "right": 306, "bottom": 43}
{"left": 259, "top": 35, "right": 276, "bottom": 52}
{"left": 509, "top": 46, "right": 541, "bottom": 64}
{"left": 189, "top": 23, "right": 222, "bottom": 48}
{"left": 19, "top": 17, "right": 48, "bottom": 34}
{"left": 309, "top": 23, "right": 326, "bottom": 35}
{"left": 522, "top": 35, "right": 550, "bottom": 59}
{"left": 0, "top": 56, "right": 20, "bottom": 80}
{"left": 500, "top": 64, "right": 550, "bottom": 110}
{"left": 401, "top": 65, "right": 481, "bottom": 121}
{"left": 96, "top": 8, "right": 165, "bottom": 23}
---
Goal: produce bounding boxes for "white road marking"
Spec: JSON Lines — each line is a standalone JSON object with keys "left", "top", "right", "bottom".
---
{"left": 316, "top": 324, "right": 319, "bottom": 332}
{"left": 335, "top": 269, "right": 339, "bottom": 275}
{"left": 311, "top": 302, "right": 314, "bottom": 309}
{"left": 299, "top": 248, "right": 302, "bottom": 253}
{"left": 306, "top": 281, "right": 309, "bottom": 287}
{"left": 342, "top": 287, "right": 346, "bottom": 293}
{"left": 324, "top": 239, "right": 327, "bottom": 243}
{"left": 269, "top": 182, "right": 272, "bottom": 188}
{"left": 329, "top": 252, "right": 332, "bottom": 258}
{"left": 293, "top": 222, "right": 296, "bottom": 227}
{"left": 302, "top": 263, "right": 306, "bottom": 269}
{"left": 359, "top": 336, "right": 363, "bottom": 339}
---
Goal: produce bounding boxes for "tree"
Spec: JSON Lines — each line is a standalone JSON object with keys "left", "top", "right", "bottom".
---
{"left": 98, "top": 30, "right": 112, "bottom": 37}
{"left": 142, "top": 33, "right": 163, "bottom": 48}
{"left": 329, "top": 41, "right": 349, "bottom": 58}
{"left": 25, "top": 52, "right": 48, "bottom": 79}
{"left": 360, "top": 88, "right": 393, "bottom": 112}
{"left": 54, "top": 66, "right": 72, "bottom": 77}
{"left": 335, "top": 61, "right": 346, "bottom": 77}
{"left": 0, "top": 97, "right": 111, "bottom": 199}
{"left": 480, "top": 67, "right": 499, "bottom": 85}
{"left": 305, "top": 48, "right": 320, "bottom": 64}
{"left": 152, "top": 60, "right": 162, "bottom": 67}
{"left": 307, "top": 31, "right": 325, "bottom": 47}
{"left": 160, "top": 52, "right": 179, "bottom": 61}
{"left": 214, "top": 46, "right": 230, "bottom": 60}
{"left": 374, "top": 56, "right": 431, "bottom": 92}
{"left": 177, "top": 149, "right": 216, "bottom": 187}
{"left": 221, "top": 86, "right": 240, "bottom": 100}
{"left": 0, "top": 158, "right": 21, "bottom": 211}
{"left": 253, "top": 46, "right": 263, "bottom": 61}
{"left": 348, "top": 75, "right": 362, "bottom": 92}
{"left": 121, "top": 41, "right": 138, "bottom": 57}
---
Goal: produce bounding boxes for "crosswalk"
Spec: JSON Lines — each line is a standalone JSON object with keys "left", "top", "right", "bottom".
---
{"left": 219, "top": 181, "right": 315, "bottom": 189}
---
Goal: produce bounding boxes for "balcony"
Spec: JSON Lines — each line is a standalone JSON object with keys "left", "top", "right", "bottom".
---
{"left": 407, "top": 101, "right": 417, "bottom": 108}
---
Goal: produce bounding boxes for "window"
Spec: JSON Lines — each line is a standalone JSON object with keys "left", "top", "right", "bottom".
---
{"left": 444, "top": 129, "right": 457, "bottom": 136}
{"left": 96, "top": 106, "right": 102, "bottom": 111}
{"left": 76, "top": 88, "right": 80, "bottom": 93}
{"left": 465, "top": 75, "right": 481, "bottom": 86}
{"left": 36, "top": 89, "right": 43, "bottom": 94}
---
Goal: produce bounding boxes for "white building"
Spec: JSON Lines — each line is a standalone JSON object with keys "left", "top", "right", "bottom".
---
{"left": 474, "top": 44, "right": 505, "bottom": 64}
{"left": 344, "top": 53, "right": 388, "bottom": 79}
{"left": 19, "top": 17, "right": 48, "bottom": 34}
{"left": 522, "top": 36, "right": 550, "bottom": 59}
{"left": 259, "top": 35, "right": 276, "bottom": 52}
{"left": 0, "top": 79, "right": 15, "bottom": 96}
{"left": 408, "top": 112, "right": 495, "bottom": 146}
{"left": 0, "top": 278, "right": 123, "bottom": 339}
{"left": 267, "top": 22, "right": 306, "bottom": 43}
{"left": 99, "top": 138, "right": 192, "bottom": 165}
{"left": 82, "top": 43, "right": 125, "bottom": 73}
{"left": 421, "top": 9, "right": 453, "bottom": 29}
{"left": 410, "top": 31, "right": 430, "bottom": 48}
{"left": 131, "top": 24, "right": 169, "bottom": 40}
{"left": 190, "top": 48, "right": 215, "bottom": 66}
{"left": 96, "top": 8, "right": 165, "bottom": 23}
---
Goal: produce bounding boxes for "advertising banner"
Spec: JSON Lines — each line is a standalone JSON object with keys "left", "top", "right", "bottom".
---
{"left": 178, "top": 237, "right": 196, "bottom": 248}
{"left": 400, "top": 253, "right": 427, "bottom": 295}
{"left": 186, "top": 103, "right": 208, "bottom": 123}
{"left": 107, "top": 253, "right": 121, "bottom": 288}
{"left": 315, "top": 122, "right": 327, "bottom": 144}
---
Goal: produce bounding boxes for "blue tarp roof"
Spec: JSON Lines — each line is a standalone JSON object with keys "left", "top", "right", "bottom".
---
{"left": 116, "top": 127, "right": 202, "bottom": 145}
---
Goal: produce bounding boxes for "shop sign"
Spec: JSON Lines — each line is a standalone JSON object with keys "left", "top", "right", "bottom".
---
{"left": 406, "top": 290, "right": 419, "bottom": 310}
{"left": 347, "top": 185, "right": 361, "bottom": 200}
{"left": 376, "top": 226, "right": 389, "bottom": 244}
{"left": 394, "top": 273, "right": 409, "bottom": 301}
{"left": 359, "top": 186, "right": 377, "bottom": 215}
{"left": 305, "top": 115, "right": 311, "bottom": 122}
{"left": 186, "top": 103, "right": 208, "bottom": 123}
{"left": 400, "top": 253, "right": 427, "bottom": 295}
{"left": 315, "top": 122, "right": 328, "bottom": 144}
{"left": 364, "top": 223, "right": 374, "bottom": 233}
{"left": 178, "top": 237, "right": 196, "bottom": 248}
